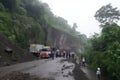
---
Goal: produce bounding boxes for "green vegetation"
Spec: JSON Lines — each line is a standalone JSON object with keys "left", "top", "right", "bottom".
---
{"left": 94, "top": 4, "right": 120, "bottom": 26}
{"left": 1, "top": 1, "right": 120, "bottom": 79}
{"left": 86, "top": 4, "right": 120, "bottom": 80}
{"left": 0, "top": 0, "right": 81, "bottom": 48}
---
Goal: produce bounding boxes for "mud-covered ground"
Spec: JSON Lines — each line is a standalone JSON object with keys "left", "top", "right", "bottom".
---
{"left": 0, "top": 71, "right": 41, "bottom": 80}
{"left": 0, "top": 66, "right": 88, "bottom": 80}
{"left": 0, "top": 58, "right": 89, "bottom": 80}
{"left": 0, "top": 33, "right": 36, "bottom": 67}
{"left": 73, "top": 64, "right": 89, "bottom": 80}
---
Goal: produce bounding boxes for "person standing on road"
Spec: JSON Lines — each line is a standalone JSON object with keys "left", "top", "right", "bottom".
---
{"left": 81, "top": 57, "right": 86, "bottom": 67}
{"left": 55, "top": 49, "right": 59, "bottom": 58}
{"left": 63, "top": 50, "right": 66, "bottom": 58}
{"left": 51, "top": 48, "right": 55, "bottom": 60}
{"left": 96, "top": 67, "right": 101, "bottom": 80}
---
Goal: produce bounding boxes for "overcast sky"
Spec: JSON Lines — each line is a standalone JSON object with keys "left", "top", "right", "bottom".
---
{"left": 40, "top": 0, "right": 120, "bottom": 37}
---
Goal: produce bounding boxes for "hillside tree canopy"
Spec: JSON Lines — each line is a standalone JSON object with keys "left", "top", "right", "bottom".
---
{"left": 94, "top": 4, "right": 120, "bottom": 26}
{"left": 0, "top": 0, "right": 84, "bottom": 49}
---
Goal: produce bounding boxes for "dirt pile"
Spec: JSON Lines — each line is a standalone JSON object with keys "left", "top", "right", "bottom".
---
{"left": 0, "top": 33, "right": 36, "bottom": 67}
{"left": 61, "top": 59, "right": 89, "bottom": 80}
{"left": 73, "top": 64, "right": 89, "bottom": 80}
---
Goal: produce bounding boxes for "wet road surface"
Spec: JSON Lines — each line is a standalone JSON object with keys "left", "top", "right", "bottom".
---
{"left": 0, "top": 58, "right": 104, "bottom": 80}
{"left": 80, "top": 66, "right": 103, "bottom": 80}
{"left": 81, "top": 67, "right": 97, "bottom": 80}
{"left": 0, "top": 58, "right": 75, "bottom": 80}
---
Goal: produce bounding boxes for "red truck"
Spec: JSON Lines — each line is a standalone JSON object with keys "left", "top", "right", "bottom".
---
{"left": 39, "top": 46, "right": 51, "bottom": 58}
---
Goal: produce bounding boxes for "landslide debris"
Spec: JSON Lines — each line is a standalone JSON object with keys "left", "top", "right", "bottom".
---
{"left": 0, "top": 33, "right": 36, "bottom": 67}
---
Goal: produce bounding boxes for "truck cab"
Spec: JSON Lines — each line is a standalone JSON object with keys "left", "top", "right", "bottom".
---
{"left": 39, "top": 46, "right": 51, "bottom": 58}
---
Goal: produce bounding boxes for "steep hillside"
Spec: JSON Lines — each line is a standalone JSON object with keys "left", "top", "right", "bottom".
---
{"left": 0, "top": 32, "right": 35, "bottom": 67}
{"left": 47, "top": 27, "right": 81, "bottom": 51}
{"left": 0, "top": 0, "right": 84, "bottom": 50}
{"left": 0, "top": 0, "right": 87, "bottom": 66}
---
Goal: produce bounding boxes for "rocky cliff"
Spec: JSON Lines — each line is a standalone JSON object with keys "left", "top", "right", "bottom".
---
{"left": 47, "top": 27, "right": 81, "bottom": 51}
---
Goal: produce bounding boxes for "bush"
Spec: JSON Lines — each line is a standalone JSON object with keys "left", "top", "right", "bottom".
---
{"left": 0, "top": 3, "right": 5, "bottom": 11}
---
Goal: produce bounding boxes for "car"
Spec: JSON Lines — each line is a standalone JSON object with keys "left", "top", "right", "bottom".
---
{"left": 39, "top": 48, "right": 51, "bottom": 58}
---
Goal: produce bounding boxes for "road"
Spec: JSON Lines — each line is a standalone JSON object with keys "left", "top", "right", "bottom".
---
{"left": 0, "top": 58, "right": 75, "bottom": 80}
{"left": 0, "top": 58, "right": 103, "bottom": 80}
{"left": 81, "top": 67, "right": 99, "bottom": 80}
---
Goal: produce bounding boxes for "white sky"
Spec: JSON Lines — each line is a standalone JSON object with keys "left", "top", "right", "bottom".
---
{"left": 40, "top": 0, "right": 120, "bottom": 37}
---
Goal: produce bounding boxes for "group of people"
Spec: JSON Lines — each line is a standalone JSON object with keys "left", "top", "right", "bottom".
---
{"left": 51, "top": 48, "right": 77, "bottom": 60}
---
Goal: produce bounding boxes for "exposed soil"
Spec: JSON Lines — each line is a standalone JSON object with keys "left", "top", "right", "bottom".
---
{"left": 60, "top": 59, "right": 89, "bottom": 80}
{"left": 0, "top": 33, "right": 36, "bottom": 67}
{"left": 73, "top": 64, "right": 89, "bottom": 80}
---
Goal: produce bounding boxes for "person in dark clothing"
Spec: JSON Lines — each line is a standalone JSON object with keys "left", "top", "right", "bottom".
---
{"left": 66, "top": 50, "right": 70, "bottom": 58}
{"left": 51, "top": 48, "right": 55, "bottom": 59}
{"left": 56, "top": 49, "right": 60, "bottom": 58}
{"left": 81, "top": 57, "right": 86, "bottom": 67}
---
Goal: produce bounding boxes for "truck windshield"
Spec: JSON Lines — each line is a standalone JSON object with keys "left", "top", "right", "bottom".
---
{"left": 41, "top": 49, "right": 50, "bottom": 51}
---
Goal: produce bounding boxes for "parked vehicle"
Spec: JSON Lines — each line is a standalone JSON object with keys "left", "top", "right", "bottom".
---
{"left": 39, "top": 46, "right": 51, "bottom": 58}
{"left": 30, "top": 44, "right": 44, "bottom": 57}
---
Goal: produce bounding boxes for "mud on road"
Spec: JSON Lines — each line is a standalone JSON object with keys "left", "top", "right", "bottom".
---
{"left": 0, "top": 58, "right": 89, "bottom": 80}
{"left": 0, "top": 71, "right": 54, "bottom": 80}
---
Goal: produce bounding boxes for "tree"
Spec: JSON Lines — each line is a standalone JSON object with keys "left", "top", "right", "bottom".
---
{"left": 0, "top": 3, "right": 5, "bottom": 11}
{"left": 0, "top": 0, "right": 17, "bottom": 11}
{"left": 78, "top": 34, "right": 88, "bottom": 53}
{"left": 26, "top": 4, "right": 44, "bottom": 19}
{"left": 87, "top": 23, "right": 120, "bottom": 80}
{"left": 94, "top": 4, "right": 120, "bottom": 26}
{"left": 72, "top": 23, "right": 77, "bottom": 31}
